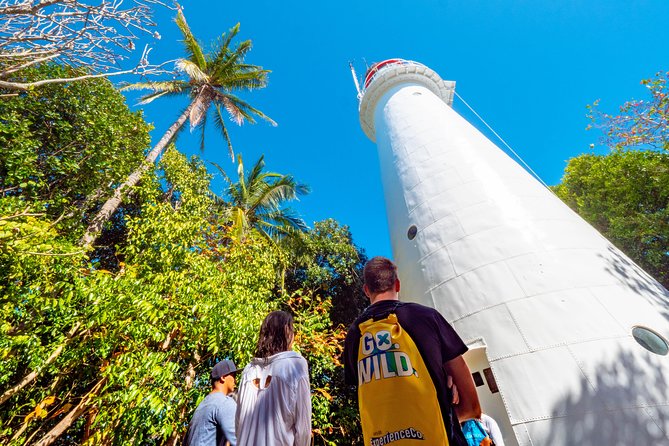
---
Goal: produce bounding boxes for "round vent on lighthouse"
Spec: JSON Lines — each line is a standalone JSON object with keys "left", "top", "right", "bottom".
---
{"left": 407, "top": 225, "right": 418, "bottom": 240}
{"left": 632, "top": 326, "right": 669, "bottom": 356}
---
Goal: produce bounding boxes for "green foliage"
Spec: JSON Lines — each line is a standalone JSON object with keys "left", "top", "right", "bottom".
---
{"left": 553, "top": 150, "right": 669, "bottom": 288}
{"left": 1, "top": 31, "right": 366, "bottom": 445}
{"left": 286, "top": 219, "right": 368, "bottom": 326}
{"left": 288, "top": 291, "right": 362, "bottom": 446}
{"left": 214, "top": 154, "right": 310, "bottom": 242}
{"left": 0, "top": 197, "right": 85, "bottom": 387}
{"left": 283, "top": 220, "right": 367, "bottom": 444}
{"left": 1, "top": 144, "right": 367, "bottom": 445}
{"left": 0, "top": 64, "right": 151, "bottom": 238}
{"left": 0, "top": 148, "right": 281, "bottom": 445}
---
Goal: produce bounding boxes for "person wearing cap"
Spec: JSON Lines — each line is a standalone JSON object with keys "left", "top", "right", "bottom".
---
{"left": 183, "top": 359, "right": 238, "bottom": 446}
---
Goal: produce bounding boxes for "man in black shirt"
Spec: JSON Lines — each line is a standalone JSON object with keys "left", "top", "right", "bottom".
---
{"left": 343, "top": 256, "right": 481, "bottom": 445}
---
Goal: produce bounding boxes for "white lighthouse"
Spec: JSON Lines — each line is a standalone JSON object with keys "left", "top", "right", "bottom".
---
{"left": 358, "top": 59, "right": 669, "bottom": 445}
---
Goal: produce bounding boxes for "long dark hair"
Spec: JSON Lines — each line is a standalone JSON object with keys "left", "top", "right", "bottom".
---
{"left": 254, "top": 311, "right": 294, "bottom": 358}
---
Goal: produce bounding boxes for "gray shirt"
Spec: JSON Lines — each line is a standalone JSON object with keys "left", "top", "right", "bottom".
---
{"left": 183, "top": 392, "right": 237, "bottom": 446}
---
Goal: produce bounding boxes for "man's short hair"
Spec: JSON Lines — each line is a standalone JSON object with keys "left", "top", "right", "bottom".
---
{"left": 363, "top": 256, "right": 398, "bottom": 295}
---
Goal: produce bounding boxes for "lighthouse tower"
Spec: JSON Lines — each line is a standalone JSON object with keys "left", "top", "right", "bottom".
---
{"left": 358, "top": 59, "right": 669, "bottom": 445}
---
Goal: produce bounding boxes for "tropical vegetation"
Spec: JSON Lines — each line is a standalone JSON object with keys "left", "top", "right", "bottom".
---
{"left": 0, "top": 11, "right": 365, "bottom": 445}
{"left": 81, "top": 9, "right": 275, "bottom": 247}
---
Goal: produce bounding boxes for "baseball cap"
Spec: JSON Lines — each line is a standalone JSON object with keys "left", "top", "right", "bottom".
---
{"left": 211, "top": 359, "right": 238, "bottom": 381}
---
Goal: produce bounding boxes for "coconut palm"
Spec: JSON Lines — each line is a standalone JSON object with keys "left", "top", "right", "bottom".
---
{"left": 81, "top": 9, "right": 274, "bottom": 246}
{"left": 214, "top": 155, "right": 310, "bottom": 242}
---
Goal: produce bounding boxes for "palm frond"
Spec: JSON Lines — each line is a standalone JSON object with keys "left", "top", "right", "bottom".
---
{"left": 245, "top": 156, "right": 269, "bottom": 192}
{"left": 214, "top": 69, "right": 269, "bottom": 91}
{"left": 210, "top": 39, "right": 252, "bottom": 79}
{"left": 209, "top": 23, "right": 240, "bottom": 68}
{"left": 251, "top": 181, "right": 301, "bottom": 213}
{"left": 257, "top": 210, "right": 308, "bottom": 239}
{"left": 217, "top": 93, "right": 276, "bottom": 127}
{"left": 220, "top": 96, "right": 245, "bottom": 126}
{"left": 137, "top": 90, "right": 170, "bottom": 105}
{"left": 210, "top": 201, "right": 233, "bottom": 226}
{"left": 236, "top": 154, "right": 247, "bottom": 201}
{"left": 220, "top": 156, "right": 310, "bottom": 242}
{"left": 211, "top": 161, "right": 243, "bottom": 207}
{"left": 256, "top": 221, "right": 285, "bottom": 243}
{"left": 269, "top": 209, "right": 309, "bottom": 232}
{"left": 121, "top": 81, "right": 187, "bottom": 93}
{"left": 222, "top": 23, "right": 241, "bottom": 52}
{"left": 232, "top": 207, "right": 247, "bottom": 240}
{"left": 233, "top": 39, "right": 253, "bottom": 59}
{"left": 210, "top": 161, "right": 234, "bottom": 187}
{"left": 213, "top": 104, "right": 234, "bottom": 160}
{"left": 194, "top": 107, "right": 208, "bottom": 152}
{"left": 136, "top": 89, "right": 186, "bottom": 105}
{"left": 175, "top": 59, "right": 209, "bottom": 83}
{"left": 295, "top": 182, "right": 311, "bottom": 196}
{"left": 175, "top": 9, "right": 207, "bottom": 70}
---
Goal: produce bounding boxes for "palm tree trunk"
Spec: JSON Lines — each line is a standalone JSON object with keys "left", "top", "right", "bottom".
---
{"left": 80, "top": 101, "right": 195, "bottom": 247}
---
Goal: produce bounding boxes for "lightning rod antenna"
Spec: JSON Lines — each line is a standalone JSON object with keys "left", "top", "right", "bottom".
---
{"left": 349, "top": 61, "right": 362, "bottom": 99}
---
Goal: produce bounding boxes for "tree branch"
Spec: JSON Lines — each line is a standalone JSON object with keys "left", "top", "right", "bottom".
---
{"left": 30, "top": 376, "right": 107, "bottom": 446}
{"left": 0, "top": 322, "right": 81, "bottom": 405}
{"left": 0, "top": 0, "right": 176, "bottom": 86}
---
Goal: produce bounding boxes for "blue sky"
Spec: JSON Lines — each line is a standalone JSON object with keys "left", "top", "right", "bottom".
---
{"left": 125, "top": 1, "right": 669, "bottom": 258}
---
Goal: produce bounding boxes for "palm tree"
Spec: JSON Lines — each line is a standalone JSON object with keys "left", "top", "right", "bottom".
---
{"left": 81, "top": 9, "right": 274, "bottom": 246}
{"left": 214, "top": 155, "right": 310, "bottom": 242}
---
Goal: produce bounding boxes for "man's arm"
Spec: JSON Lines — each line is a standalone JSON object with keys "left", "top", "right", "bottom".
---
{"left": 445, "top": 355, "right": 481, "bottom": 421}
{"left": 217, "top": 398, "right": 237, "bottom": 446}
{"left": 343, "top": 327, "right": 359, "bottom": 385}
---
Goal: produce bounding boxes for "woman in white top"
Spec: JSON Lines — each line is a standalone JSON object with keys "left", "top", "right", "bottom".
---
{"left": 236, "top": 311, "right": 312, "bottom": 446}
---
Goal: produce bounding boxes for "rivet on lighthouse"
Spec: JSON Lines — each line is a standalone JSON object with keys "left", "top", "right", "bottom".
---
{"left": 356, "top": 59, "right": 669, "bottom": 445}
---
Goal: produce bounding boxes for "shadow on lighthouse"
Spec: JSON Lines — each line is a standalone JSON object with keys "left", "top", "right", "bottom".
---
{"left": 600, "top": 244, "right": 669, "bottom": 324}
{"left": 543, "top": 347, "right": 669, "bottom": 444}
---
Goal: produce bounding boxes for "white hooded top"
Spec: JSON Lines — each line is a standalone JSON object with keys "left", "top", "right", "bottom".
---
{"left": 235, "top": 351, "right": 312, "bottom": 446}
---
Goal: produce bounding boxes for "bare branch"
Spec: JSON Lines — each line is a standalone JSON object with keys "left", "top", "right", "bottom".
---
{"left": 0, "top": 0, "right": 177, "bottom": 87}
{"left": 0, "top": 44, "right": 175, "bottom": 90}
{"left": 0, "top": 51, "right": 58, "bottom": 77}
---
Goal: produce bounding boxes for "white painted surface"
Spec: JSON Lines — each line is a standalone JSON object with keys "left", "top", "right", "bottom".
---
{"left": 359, "top": 60, "right": 669, "bottom": 445}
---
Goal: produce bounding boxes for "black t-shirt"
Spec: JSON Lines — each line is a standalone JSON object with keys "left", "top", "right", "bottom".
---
{"left": 343, "top": 300, "right": 468, "bottom": 444}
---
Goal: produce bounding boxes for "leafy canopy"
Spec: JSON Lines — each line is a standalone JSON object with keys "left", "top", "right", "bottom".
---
{"left": 0, "top": 64, "right": 151, "bottom": 238}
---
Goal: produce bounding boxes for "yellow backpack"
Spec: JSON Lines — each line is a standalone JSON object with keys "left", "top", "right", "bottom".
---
{"left": 357, "top": 313, "right": 450, "bottom": 445}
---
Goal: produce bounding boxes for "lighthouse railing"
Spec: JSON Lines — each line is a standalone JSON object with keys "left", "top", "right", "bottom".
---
{"left": 362, "top": 59, "right": 427, "bottom": 91}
